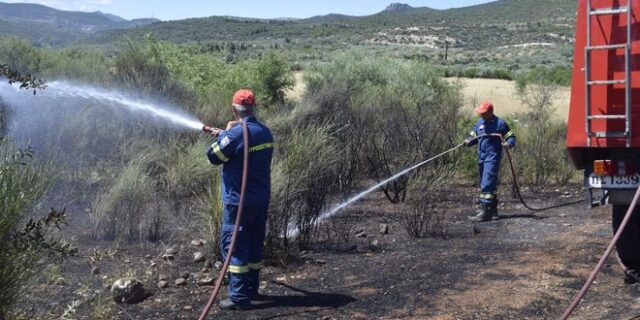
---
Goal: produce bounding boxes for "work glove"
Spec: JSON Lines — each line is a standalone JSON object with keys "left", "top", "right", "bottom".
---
{"left": 463, "top": 139, "right": 471, "bottom": 146}
{"left": 501, "top": 141, "right": 511, "bottom": 149}
{"left": 210, "top": 128, "right": 222, "bottom": 138}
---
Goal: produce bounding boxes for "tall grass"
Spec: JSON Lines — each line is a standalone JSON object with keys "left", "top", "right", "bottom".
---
{"left": 91, "top": 160, "right": 153, "bottom": 241}
{"left": 164, "top": 139, "right": 213, "bottom": 198}
{"left": 198, "top": 173, "right": 223, "bottom": 258}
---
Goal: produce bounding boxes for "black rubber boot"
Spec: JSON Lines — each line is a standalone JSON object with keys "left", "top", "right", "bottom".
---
{"left": 468, "top": 203, "right": 491, "bottom": 222}
{"left": 624, "top": 269, "right": 640, "bottom": 284}
{"left": 489, "top": 198, "right": 499, "bottom": 220}
{"left": 218, "top": 298, "right": 251, "bottom": 311}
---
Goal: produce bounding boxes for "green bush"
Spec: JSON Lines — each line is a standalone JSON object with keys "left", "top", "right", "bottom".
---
{"left": 155, "top": 43, "right": 292, "bottom": 126}
{"left": 0, "top": 37, "right": 42, "bottom": 75}
{"left": 40, "top": 47, "right": 110, "bottom": 83}
{"left": 112, "top": 37, "right": 197, "bottom": 108}
{"left": 0, "top": 145, "right": 74, "bottom": 318}
{"left": 298, "top": 53, "right": 462, "bottom": 203}
{"left": 514, "top": 77, "right": 576, "bottom": 188}
{"left": 256, "top": 51, "right": 294, "bottom": 105}
{"left": 456, "top": 116, "right": 481, "bottom": 182}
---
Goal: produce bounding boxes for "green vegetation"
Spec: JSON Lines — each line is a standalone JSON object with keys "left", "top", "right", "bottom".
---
{"left": 513, "top": 75, "right": 576, "bottom": 188}
{"left": 92, "top": 0, "right": 575, "bottom": 50}
{"left": 1, "top": 0, "right": 579, "bottom": 80}
{"left": 0, "top": 145, "right": 75, "bottom": 318}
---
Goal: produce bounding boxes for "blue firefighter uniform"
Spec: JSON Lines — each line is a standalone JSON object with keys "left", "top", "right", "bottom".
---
{"left": 466, "top": 116, "right": 516, "bottom": 206}
{"left": 206, "top": 115, "right": 274, "bottom": 305}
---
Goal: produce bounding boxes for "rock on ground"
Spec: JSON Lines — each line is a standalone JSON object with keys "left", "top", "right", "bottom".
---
{"left": 111, "top": 278, "right": 150, "bottom": 304}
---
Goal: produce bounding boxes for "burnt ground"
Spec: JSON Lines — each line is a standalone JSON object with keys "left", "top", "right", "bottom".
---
{"left": 19, "top": 184, "right": 640, "bottom": 320}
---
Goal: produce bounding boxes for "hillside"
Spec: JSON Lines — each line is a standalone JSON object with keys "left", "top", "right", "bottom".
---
{"left": 0, "top": 1, "right": 159, "bottom": 45}
{"left": 0, "top": 0, "right": 578, "bottom": 74}
{"left": 91, "top": 0, "right": 577, "bottom": 50}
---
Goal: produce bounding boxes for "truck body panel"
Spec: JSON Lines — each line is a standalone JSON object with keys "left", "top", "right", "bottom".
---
{"left": 567, "top": 0, "right": 640, "bottom": 170}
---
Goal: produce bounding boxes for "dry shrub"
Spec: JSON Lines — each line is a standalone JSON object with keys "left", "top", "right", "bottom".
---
{"left": 403, "top": 199, "right": 449, "bottom": 239}
{"left": 0, "top": 100, "right": 9, "bottom": 139}
{"left": 312, "top": 212, "right": 355, "bottom": 252}
{"left": 267, "top": 123, "right": 340, "bottom": 255}
{"left": 401, "top": 163, "right": 456, "bottom": 238}
{"left": 362, "top": 62, "right": 462, "bottom": 203}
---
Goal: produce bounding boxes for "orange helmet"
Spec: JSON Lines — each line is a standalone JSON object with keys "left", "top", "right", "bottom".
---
{"left": 474, "top": 102, "right": 494, "bottom": 114}
{"left": 232, "top": 89, "right": 256, "bottom": 107}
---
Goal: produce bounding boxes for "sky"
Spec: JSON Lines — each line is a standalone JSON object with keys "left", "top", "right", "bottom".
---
{"left": 1, "top": 0, "right": 496, "bottom": 21}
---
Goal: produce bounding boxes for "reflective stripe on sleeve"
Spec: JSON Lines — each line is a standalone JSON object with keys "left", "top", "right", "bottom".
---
{"left": 505, "top": 131, "right": 515, "bottom": 139}
{"left": 479, "top": 193, "right": 495, "bottom": 200}
{"left": 228, "top": 265, "right": 249, "bottom": 274}
{"left": 212, "top": 143, "right": 230, "bottom": 162}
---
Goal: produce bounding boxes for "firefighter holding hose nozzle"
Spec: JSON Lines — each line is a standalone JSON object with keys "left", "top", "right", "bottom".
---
{"left": 464, "top": 102, "right": 516, "bottom": 222}
{"left": 206, "top": 89, "right": 274, "bottom": 311}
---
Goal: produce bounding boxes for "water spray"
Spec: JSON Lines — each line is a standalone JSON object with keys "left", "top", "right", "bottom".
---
{"left": 287, "top": 143, "right": 465, "bottom": 237}
{"left": 0, "top": 80, "right": 207, "bottom": 133}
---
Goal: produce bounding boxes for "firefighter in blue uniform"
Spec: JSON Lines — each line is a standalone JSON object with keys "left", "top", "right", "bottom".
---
{"left": 464, "top": 102, "right": 516, "bottom": 222}
{"left": 206, "top": 89, "right": 274, "bottom": 310}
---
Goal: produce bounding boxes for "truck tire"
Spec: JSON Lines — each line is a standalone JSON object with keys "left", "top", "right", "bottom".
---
{"left": 612, "top": 204, "right": 640, "bottom": 271}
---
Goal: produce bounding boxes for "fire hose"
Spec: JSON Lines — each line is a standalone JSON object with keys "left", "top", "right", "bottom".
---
{"left": 558, "top": 185, "right": 640, "bottom": 320}
{"left": 193, "top": 128, "right": 629, "bottom": 319}
{"left": 480, "top": 133, "right": 586, "bottom": 211}
{"left": 197, "top": 121, "right": 249, "bottom": 320}
{"left": 476, "top": 134, "right": 639, "bottom": 319}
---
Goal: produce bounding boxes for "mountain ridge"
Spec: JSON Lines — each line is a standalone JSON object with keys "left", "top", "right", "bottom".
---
{"left": 0, "top": 1, "right": 159, "bottom": 45}
{"left": 0, "top": 0, "right": 577, "bottom": 49}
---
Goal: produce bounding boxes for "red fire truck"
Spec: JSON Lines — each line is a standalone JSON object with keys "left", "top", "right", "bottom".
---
{"left": 566, "top": 0, "right": 640, "bottom": 280}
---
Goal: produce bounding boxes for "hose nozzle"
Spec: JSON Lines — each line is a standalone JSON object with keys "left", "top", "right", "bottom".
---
{"left": 202, "top": 125, "right": 214, "bottom": 133}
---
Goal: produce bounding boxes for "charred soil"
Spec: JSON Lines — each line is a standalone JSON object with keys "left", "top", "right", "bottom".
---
{"left": 20, "top": 185, "right": 640, "bottom": 320}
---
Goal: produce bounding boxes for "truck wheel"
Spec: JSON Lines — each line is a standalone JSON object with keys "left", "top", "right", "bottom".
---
{"left": 612, "top": 204, "right": 640, "bottom": 271}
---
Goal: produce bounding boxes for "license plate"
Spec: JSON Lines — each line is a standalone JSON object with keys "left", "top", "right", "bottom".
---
{"left": 588, "top": 174, "right": 640, "bottom": 189}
